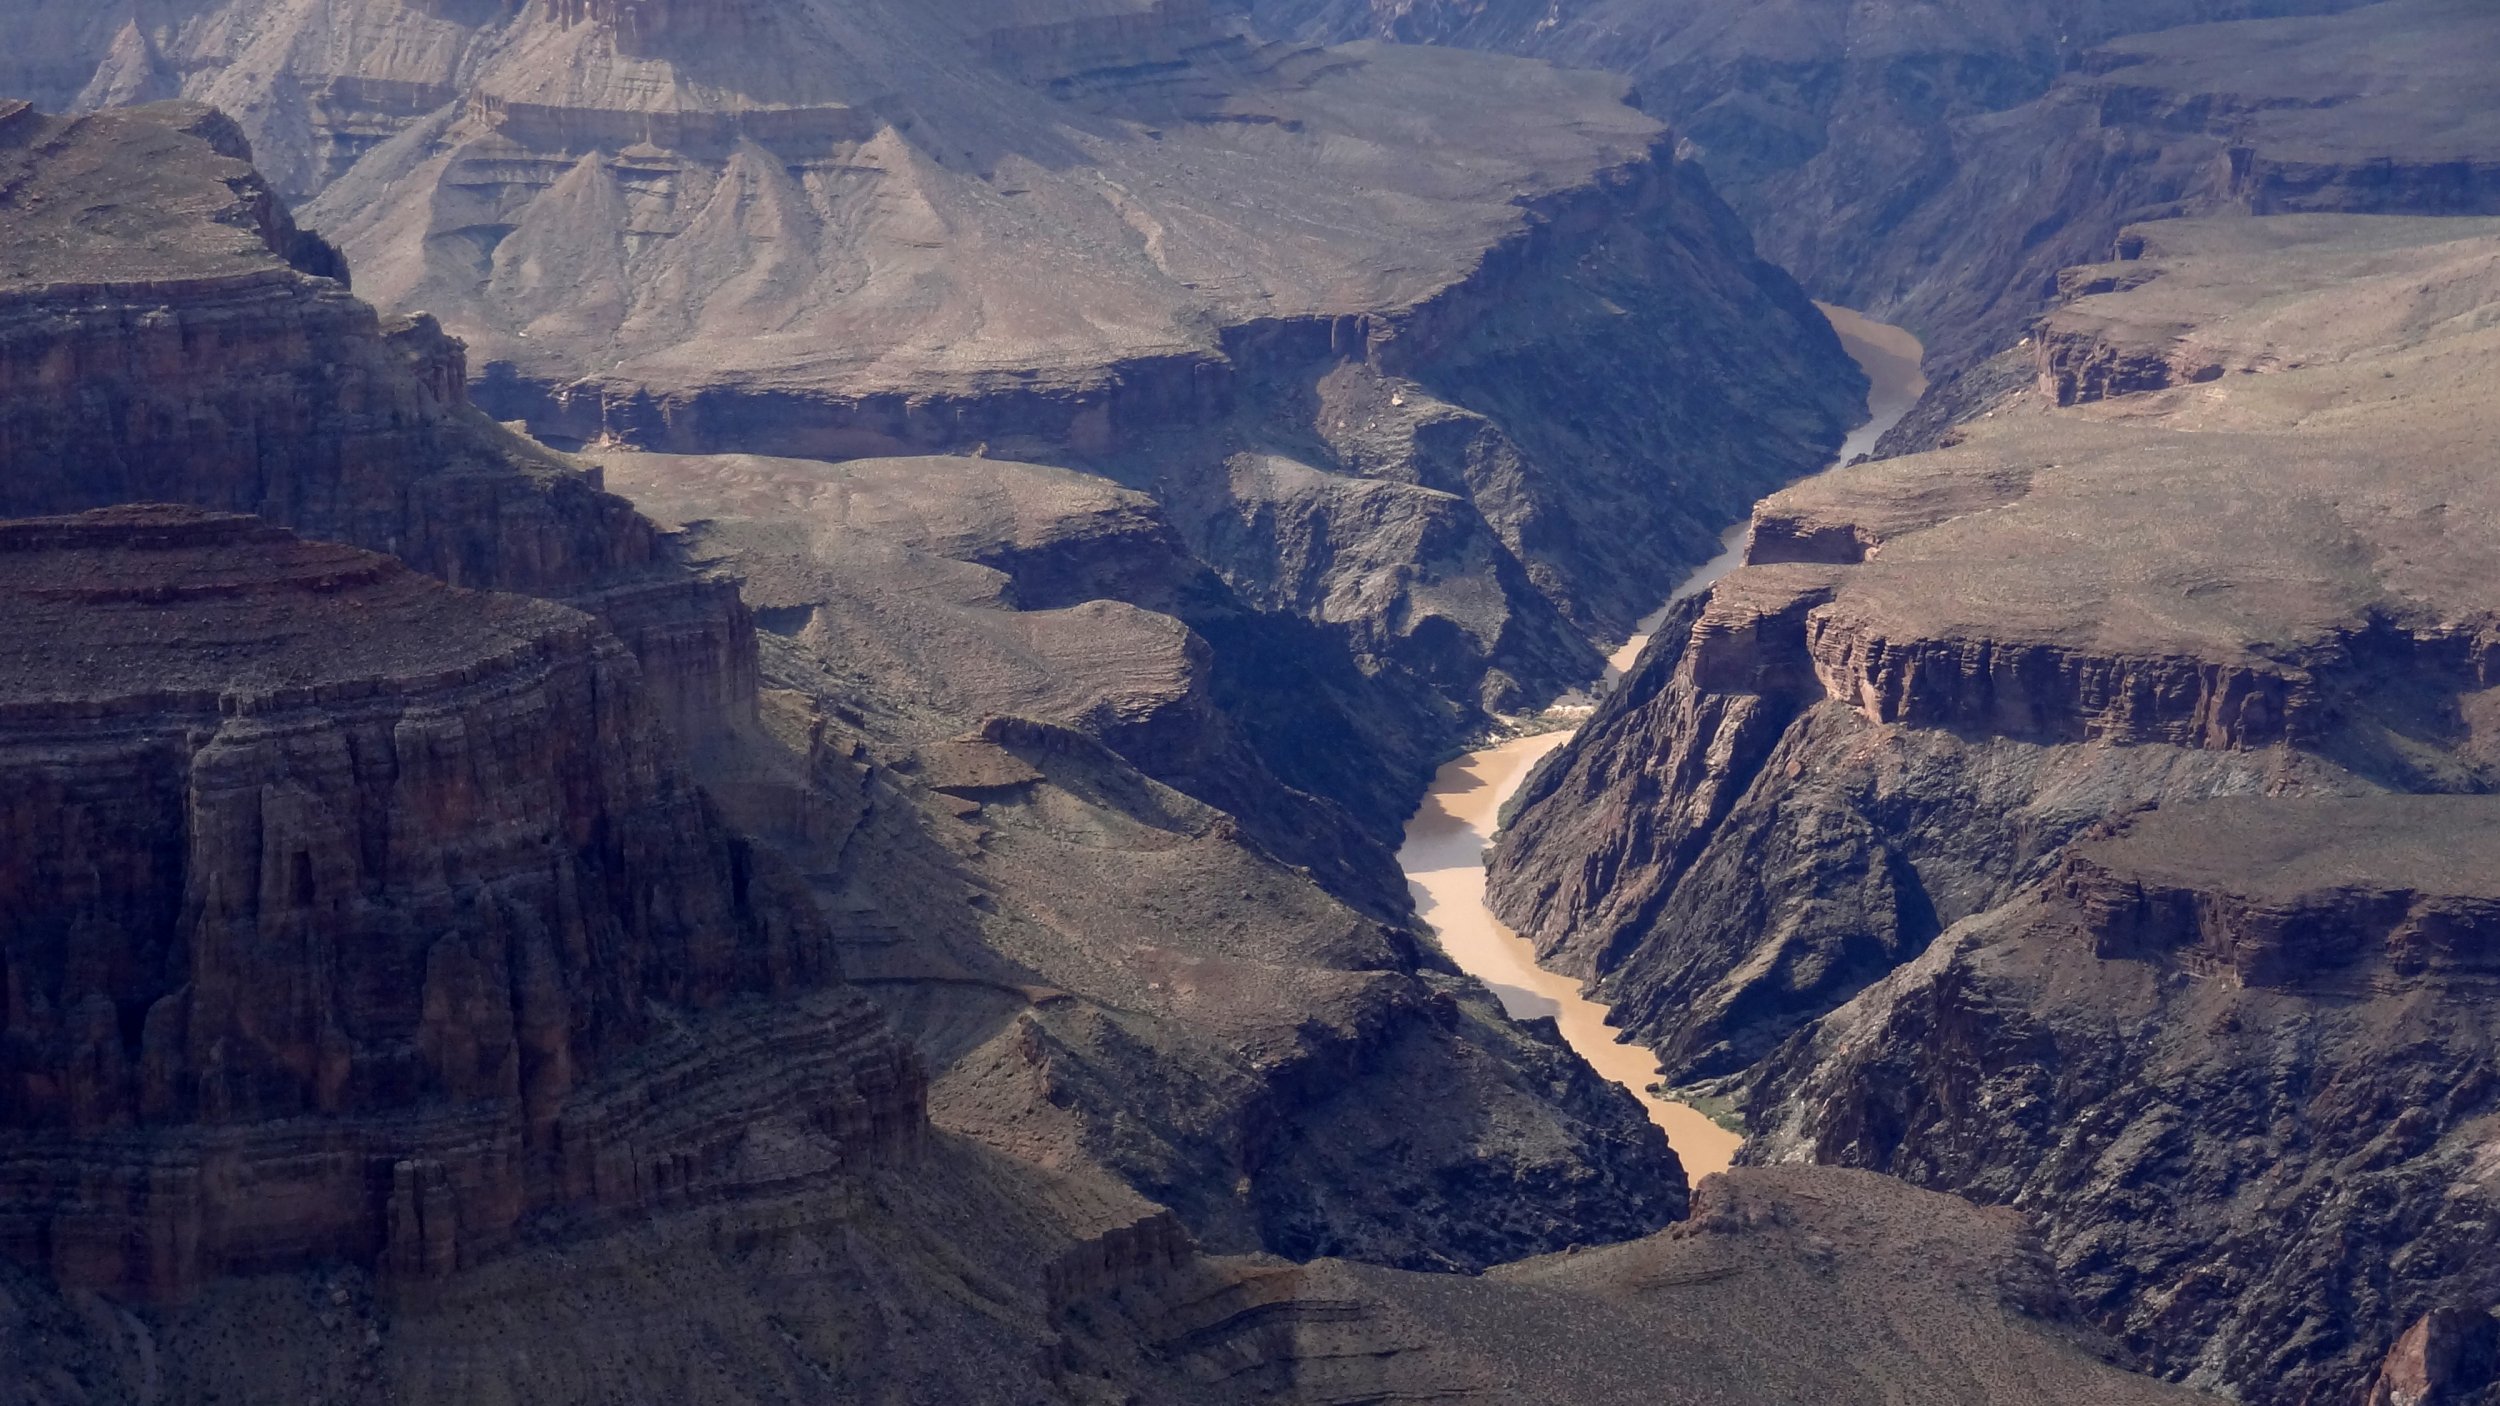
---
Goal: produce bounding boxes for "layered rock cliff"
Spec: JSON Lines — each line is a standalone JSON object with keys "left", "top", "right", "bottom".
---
{"left": 1253, "top": 0, "right": 2500, "bottom": 437}
{"left": 10, "top": 0, "right": 1865, "bottom": 809}
{"left": 0, "top": 505, "right": 919, "bottom": 1300}
{"left": 0, "top": 95, "right": 1698, "bottom": 1317}
{"left": 0, "top": 100, "right": 756, "bottom": 744}
{"left": 1747, "top": 799, "right": 2500, "bottom": 1402}
{"left": 1489, "top": 212, "right": 2500, "bottom": 1401}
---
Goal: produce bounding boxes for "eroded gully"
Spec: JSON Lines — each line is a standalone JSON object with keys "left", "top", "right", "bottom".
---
{"left": 1397, "top": 305, "right": 1925, "bottom": 1179}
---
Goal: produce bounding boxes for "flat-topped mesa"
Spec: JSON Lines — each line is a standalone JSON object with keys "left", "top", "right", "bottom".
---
{"left": 2059, "top": 798, "right": 2500, "bottom": 992}
{"left": 2075, "top": 0, "right": 2500, "bottom": 221}
{"left": 2037, "top": 213, "right": 2500, "bottom": 407}
{"left": 0, "top": 101, "right": 758, "bottom": 741}
{"left": 0, "top": 507, "right": 920, "bottom": 1300}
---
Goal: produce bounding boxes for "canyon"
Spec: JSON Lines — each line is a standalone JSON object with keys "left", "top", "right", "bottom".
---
{"left": 1492, "top": 196, "right": 2500, "bottom": 1403}
{"left": 8, "top": 0, "right": 2500, "bottom": 1401}
{"left": 1256, "top": 0, "right": 2500, "bottom": 430}
{"left": 1401, "top": 301, "right": 1928, "bottom": 1181}
{"left": 0, "top": 90, "right": 2204, "bottom": 1406}
{"left": 0, "top": 0, "right": 1865, "bottom": 838}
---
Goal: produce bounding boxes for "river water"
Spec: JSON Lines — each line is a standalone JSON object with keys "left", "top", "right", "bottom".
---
{"left": 1398, "top": 305, "right": 1924, "bottom": 1180}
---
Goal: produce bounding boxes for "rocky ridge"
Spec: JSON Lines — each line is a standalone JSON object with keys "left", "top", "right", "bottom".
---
{"left": 6, "top": 0, "right": 1864, "bottom": 801}
{"left": 1252, "top": 0, "right": 2500, "bottom": 442}
{"left": 0, "top": 505, "right": 918, "bottom": 1301}
{"left": 1490, "top": 211, "right": 2500, "bottom": 1402}
{"left": 0, "top": 95, "right": 1708, "bottom": 1353}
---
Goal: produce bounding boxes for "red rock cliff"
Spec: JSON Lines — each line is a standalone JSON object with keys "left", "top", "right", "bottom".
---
{"left": 0, "top": 102, "right": 757, "bottom": 743}
{"left": 0, "top": 508, "right": 922, "bottom": 1299}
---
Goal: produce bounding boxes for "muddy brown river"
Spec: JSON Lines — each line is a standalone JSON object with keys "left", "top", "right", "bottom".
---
{"left": 1398, "top": 305, "right": 1923, "bottom": 1180}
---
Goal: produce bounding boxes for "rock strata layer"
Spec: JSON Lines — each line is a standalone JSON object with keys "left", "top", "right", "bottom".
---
{"left": 0, "top": 506, "right": 919, "bottom": 1300}
{"left": 0, "top": 101, "right": 756, "bottom": 745}
{"left": 7, "top": 0, "right": 1865, "bottom": 779}
{"left": 1492, "top": 212, "right": 2500, "bottom": 1402}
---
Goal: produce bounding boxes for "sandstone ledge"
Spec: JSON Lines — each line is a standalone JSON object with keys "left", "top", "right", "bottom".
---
{"left": 2060, "top": 796, "right": 2500, "bottom": 991}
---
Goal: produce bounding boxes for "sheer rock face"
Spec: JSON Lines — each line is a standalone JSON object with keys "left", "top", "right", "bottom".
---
{"left": 594, "top": 450, "right": 1691, "bottom": 1270}
{"left": 1251, "top": 0, "right": 2499, "bottom": 413}
{"left": 6, "top": 0, "right": 1864, "bottom": 774}
{"left": 0, "top": 102, "right": 756, "bottom": 744}
{"left": 2055, "top": 798, "right": 2500, "bottom": 989}
{"left": 0, "top": 507, "right": 921, "bottom": 1301}
{"left": 598, "top": 449, "right": 1413, "bottom": 916}
{"left": 1490, "top": 215, "right": 2500, "bottom": 1403}
{"left": 1747, "top": 800, "right": 2500, "bottom": 1404}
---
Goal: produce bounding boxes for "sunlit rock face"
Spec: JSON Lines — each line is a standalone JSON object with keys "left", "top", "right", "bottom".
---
{"left": 5, "top": 0, "right": 1865, "bottom": 826}
{"left": 1494, "top": 211, "right": 2500, "bottom": 1404}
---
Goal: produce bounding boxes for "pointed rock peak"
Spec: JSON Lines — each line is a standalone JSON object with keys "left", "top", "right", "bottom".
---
{"left": 514, "top": 149, "right": 629, "bottom": 220}
{"left": 73, "top": 20, "right": 178, "bottom": 114}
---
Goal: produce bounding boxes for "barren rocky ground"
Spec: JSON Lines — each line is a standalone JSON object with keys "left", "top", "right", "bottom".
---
{"left": 0, "top": 89, "right": 2215, "bottom": 1406}
{"left": 1493, "top": 206, "right": 2500, "bottom": 1401}
{"left": 10, "top": 0, "right": 2500, "bottom": 1402}
{"left": 0, "top": 0, "right": 1865, "bottom": 826}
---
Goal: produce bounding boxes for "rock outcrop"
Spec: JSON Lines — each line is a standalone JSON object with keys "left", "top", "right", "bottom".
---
{"left": 1489, "top": 213, "right": 2500, "bottom": 1402}
{"left": 12, "top": 0, "right": 1865, "bottom": 792}
{"left": 591, "top": 449, "right": 1691, "bottom": 1270}
{"left": 1746, "top": 799, "right": 2500, "bottom": 1403}
{"left": 0, "top": 506, "right": 920, "bottom": 1300}
{"left": 0, "top": 101, "right": 757, "bottom": 745}
{"left": 1254, "top": 0, "right": 2500, "bottom": 440}
{"left": 2368, "top": 1308, "right": 2500, "bottom": 1406}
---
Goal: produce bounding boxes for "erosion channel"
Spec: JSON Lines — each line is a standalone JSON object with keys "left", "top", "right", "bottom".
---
{"left": 1399, "top": 305, "right": 1924, "bottom": 1177}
